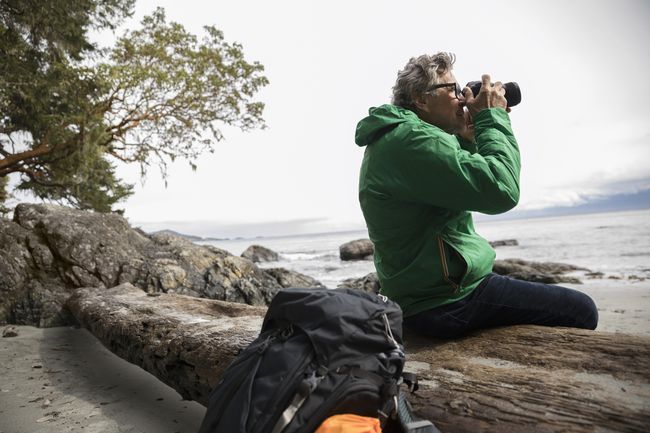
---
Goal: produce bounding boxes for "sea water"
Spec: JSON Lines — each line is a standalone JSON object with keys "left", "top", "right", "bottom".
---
{"left": 198, "top": 209, "right": 650, "bottom": 289}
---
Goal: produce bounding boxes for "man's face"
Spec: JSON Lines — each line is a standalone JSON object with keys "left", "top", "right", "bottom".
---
{"left": 417, "top": 72, "right": 466, "bottom": 135}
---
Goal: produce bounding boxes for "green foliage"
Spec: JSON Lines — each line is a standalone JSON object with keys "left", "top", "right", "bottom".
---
{"left": 100, "top": 8, "right": 269, "bottom": 177}
{"left": 0, "top": 174, "right": 9, "bottom": 216}
{"left": 0, "top": 1, "right": 268, "bottom": 212}
{"left": 16, "top": 134, "right": 134, "bottom": 213}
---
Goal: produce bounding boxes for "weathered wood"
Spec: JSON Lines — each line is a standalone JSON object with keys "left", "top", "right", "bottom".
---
{"left": 66, "top": 283, "right": 266, "bottom": 403}
{"left": 405, "top": 329, "right": 650, "bottom": 432}
{"left": 67, "top": 284, "right": 650, "bottom": 433}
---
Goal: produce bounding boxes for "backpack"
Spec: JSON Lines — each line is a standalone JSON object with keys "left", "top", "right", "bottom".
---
{"left": 197, "top": 288, "right": 439, "bottom": 433}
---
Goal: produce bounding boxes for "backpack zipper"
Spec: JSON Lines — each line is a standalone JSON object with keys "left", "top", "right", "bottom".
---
{"left": 253, "top": 339, "right": 316, "bottom": 433}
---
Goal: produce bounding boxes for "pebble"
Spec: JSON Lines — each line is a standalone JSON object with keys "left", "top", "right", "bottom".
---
{"left": 2, "top": 326, "right": 18, "bottom": 338}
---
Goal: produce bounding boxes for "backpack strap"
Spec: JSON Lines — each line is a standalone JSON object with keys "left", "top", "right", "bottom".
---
{"left": 386, "top": 390, "right": 442, "bottom": 433}
{"left": 402, "top": 372, "right": 419, "bottom": 393}
{"left": 270, "top": 366, "right": 328, "bottom": 433}
{"left": 335, "top": 366, "right": 386, "bottom": 385}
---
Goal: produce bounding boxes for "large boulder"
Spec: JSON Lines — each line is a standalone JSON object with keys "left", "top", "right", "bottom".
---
{"left": 336, "top": 258, "right": 588, "bottom": 298}
{"left": 338, "top": 272, "right": 380, "bottom": 294}
{"left": 339, "top": 238, "right": 374, "bottom": 261}
{"left": 0, "top": 203, "right": 323, "bottom": 327}
{"left": 489, "top": 239, "right": 519, "bottom": 247}
{"left": 241, "top": 244, "right": 280, "bottom": 263}
{"left": 0, "top": 216, "right": 74, "bottom": 327}
{"left": 493, "top": 258, "right": 586, "bottom": 284}
{"left": 264, "top": 268, "right": 325, "bottom": 288}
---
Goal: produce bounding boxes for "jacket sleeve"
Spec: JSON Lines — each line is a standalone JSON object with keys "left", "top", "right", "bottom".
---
{"left": 389, "top": 108, "right": 521, "bottom": 215}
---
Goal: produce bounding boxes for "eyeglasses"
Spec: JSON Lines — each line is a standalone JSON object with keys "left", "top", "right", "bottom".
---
{"left": 426, "top": 82, "right": 463, "bottom": 99}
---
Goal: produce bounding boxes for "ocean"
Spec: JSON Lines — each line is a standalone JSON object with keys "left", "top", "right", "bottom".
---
{"left": 198, "top": 209, "right": 650, "bottom": 289}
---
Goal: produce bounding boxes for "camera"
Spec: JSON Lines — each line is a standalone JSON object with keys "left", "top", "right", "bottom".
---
{"left": 466, "top": 81, "right": 521, "bottom": 107}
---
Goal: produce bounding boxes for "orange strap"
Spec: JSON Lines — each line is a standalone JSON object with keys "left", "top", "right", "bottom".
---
{"left": 314, "top": 414, "right": 382, "bottom": 433}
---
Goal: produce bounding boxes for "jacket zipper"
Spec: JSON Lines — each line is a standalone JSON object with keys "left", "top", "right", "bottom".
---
{"left": 437, "top": 235, "right": 459, "bottom": 292}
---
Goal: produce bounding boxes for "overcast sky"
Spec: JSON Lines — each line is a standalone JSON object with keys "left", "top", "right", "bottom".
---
{"left": 97, "top": 0, "right": 649, "bottom": 236}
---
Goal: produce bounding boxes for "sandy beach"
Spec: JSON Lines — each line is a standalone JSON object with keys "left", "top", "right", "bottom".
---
{"left": 565, "top": 279, "right": 650, "bottom": 336}
{"left": 1, "top": 279, "right": 649, "bottom": 433}
{"left": 0, "top": 326, "right": 206, "bottom": 433}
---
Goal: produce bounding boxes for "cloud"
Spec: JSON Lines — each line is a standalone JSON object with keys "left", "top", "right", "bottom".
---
{"left": 517, "top": 176, "right": 650, "bottom": 211}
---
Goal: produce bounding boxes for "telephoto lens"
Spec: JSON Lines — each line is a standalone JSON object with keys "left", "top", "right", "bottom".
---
{"left": 465, "top": 81, "right": 521, "bottom": 107}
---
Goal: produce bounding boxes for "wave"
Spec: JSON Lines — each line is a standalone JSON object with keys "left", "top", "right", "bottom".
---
{"left": 280, "top": 252, "right": 339, "bottom": 261}
{"left": 620, "top": 252, "right": 650, "bottom": 257}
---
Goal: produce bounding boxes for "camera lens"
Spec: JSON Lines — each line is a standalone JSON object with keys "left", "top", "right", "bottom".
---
{"left": 465, "top": 81, "right": 521, "bottom": 107}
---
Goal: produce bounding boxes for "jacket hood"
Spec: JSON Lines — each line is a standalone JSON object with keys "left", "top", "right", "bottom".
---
{"left": 355, "top": 104, "right": 418, "bottom": 147}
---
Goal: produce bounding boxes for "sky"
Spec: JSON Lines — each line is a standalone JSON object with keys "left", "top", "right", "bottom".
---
{"left": 46, "top": 0, "right": 650, "bottom": 236}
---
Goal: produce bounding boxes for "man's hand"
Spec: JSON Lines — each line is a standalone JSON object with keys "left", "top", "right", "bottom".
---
{"left": 463, "top": 74, "right": 508, "bottom": 118}
{"left": 457, "top": 109, "right": 475, "bottom": 143}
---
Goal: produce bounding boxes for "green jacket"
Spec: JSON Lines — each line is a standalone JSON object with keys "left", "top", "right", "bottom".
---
{"left": 355, "top": 105, "right": 520, "bottom": 317}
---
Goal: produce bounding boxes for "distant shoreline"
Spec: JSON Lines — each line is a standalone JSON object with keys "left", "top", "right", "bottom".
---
{"left": 140, "top": 208, "right": 650, "bottom": 242}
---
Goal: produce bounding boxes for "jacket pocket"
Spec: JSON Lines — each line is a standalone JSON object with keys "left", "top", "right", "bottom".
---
{"left": 436, "top": 235, "right": 467, "bottom": 292}
{"left": 443, "top": 231, "right": 494, "bottom": 290}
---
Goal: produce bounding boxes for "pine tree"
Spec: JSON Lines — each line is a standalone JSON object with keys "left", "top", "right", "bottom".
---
{"left": 0, "top": 1, "right": 268, "bottom": 212}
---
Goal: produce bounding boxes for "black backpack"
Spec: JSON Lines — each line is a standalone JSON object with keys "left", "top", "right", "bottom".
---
{"left": 197, "top": 288, "right": 439, "bottom": 433}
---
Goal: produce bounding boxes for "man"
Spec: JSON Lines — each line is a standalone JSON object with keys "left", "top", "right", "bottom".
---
{"left": 355, "top": 52, "right": 597, "bottom": 338}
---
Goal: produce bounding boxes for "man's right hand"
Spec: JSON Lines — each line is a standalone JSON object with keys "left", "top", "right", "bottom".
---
{"left": 463, "top": 74, "right": 508, "bottom": 118}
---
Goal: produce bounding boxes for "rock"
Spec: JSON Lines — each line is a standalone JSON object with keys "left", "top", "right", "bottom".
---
{"left": 241, "top": 245, "right": 280, "bottom": 263}
{"left": 493, "top": 258, "right": 586, "bottom": 284}
{"left": 151, "top": 229, "right": 203, "bottom": 242}
{"left": 264, "top": 268, "right": 325, "bottom": 288}
{"left": 0, "top": 203, "right": 320, "bottom": 326}
{"left": 67, "top": 284, "right": 650, "bottom": 432}
{"left": 339, "top": 239, "right": 374, "bottom": 261}
{"left": 489, "top": 239, "right": 519, "bottom": 247}
{"left": 338, "top": 272, "right": 380, "bottom": 294}
{"left": 338, "top": 257, "right": 587, "bottom": 295}
{"left": 0, "top": 217, "right": 73, "bottom": 327}
{"left": 2, "top": 325, "right": 18, "bottom": 338}
{"left": 339, "top": 258, "right": 588, "bottom": 294}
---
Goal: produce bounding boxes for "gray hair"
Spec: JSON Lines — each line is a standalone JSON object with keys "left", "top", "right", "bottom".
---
{"left": 391, "top": 52, "right": 456, "bottom": 111}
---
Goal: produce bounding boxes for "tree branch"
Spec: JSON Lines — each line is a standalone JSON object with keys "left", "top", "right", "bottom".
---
{"left": 0, "top": 134, "right": 53, "bottom": 173}
{"left": 15, "top": 166, "right": 68, "bottom": 189}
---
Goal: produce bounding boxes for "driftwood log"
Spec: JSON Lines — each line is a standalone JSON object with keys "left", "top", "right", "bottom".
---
{"left": 66, "top": 284, "right": 650, "bottom": 433}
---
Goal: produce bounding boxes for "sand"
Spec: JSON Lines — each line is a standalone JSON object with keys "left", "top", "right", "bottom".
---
{"left": 565, "top": 279, "right": 650, "bottom": 336}
{"left": 1, "top": 279, "right": 648, "bottom": 433}
{"left": 0, "top": 326, "right": 206, "bottom": 433}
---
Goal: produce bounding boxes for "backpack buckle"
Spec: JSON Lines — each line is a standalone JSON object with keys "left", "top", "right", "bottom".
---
{"left": 402, "top": 372, "right": 419, "bottom": 393}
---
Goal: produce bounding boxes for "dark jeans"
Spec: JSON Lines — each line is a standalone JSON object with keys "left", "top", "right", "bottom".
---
{"left": 403, "top": 273, "right": 599, "bottom": 339}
